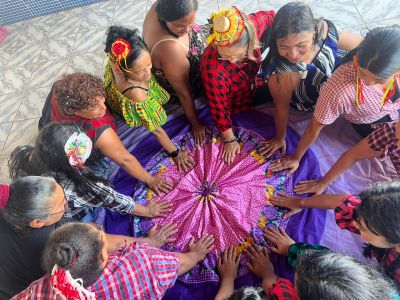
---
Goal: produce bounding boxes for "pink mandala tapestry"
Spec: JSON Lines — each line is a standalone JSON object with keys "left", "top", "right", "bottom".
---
{"left": 132, "top": 126, "right": 292, "bottom": 283}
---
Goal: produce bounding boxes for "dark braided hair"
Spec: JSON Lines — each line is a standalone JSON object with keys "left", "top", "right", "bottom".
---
{"left": 156, "top": 0, "right": 198, "bottom": 22}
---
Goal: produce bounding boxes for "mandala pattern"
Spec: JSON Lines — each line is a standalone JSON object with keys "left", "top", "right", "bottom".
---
{"left": 132, "top": 127, "right": 293, "bottom": 283}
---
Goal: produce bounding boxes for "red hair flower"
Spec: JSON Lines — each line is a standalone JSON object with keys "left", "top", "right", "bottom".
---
{"left": 110, "top": 38, "right": 132, "bottom": 73}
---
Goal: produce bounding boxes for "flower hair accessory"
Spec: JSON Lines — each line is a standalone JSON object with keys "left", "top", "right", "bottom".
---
{"left": 64, "top": 131, "right": 92, "bottom": 171}
{"left": 207, "top": 6, "right": 245, "bottom": 46}
{"left": 50, "top": 265, "right": 95, "bottom": 300}
{"left": 110, "top": 38, "right": 132, "bottom": 73}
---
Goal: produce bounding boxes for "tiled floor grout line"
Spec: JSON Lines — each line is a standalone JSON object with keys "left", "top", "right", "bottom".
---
{"left": 351, "top": 0, "right": 368, "bottom": 28}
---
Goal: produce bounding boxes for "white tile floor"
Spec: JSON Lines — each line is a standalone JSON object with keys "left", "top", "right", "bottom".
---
{"left": 0, "top": 0, "right": 399, "bottom": 183}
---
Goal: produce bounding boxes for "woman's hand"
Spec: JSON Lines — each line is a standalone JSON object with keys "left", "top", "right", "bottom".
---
{"left": 174, "top": 149, "right": 195, "bottom": 172}
{"left": 188, "top": 234, "right": 215, "bottom": 261}
{"left": 147, "top": 223, "right": 178, "bottom": 248}
{"left": 145, "top": 200, "right": 173, "bottom": 218}
{"left": 294, "top": 179, "right": 328, "bottom": 195}
{"left": 245, "top": 244, "right": 276, "bottom": 284}
{"left": 192, "top": 123, "right": 207, "bottom": 147}
{"left": 217, "top": 246, "right": 241, "bottom": 280}
{"left": 222, "top": 141, "right": 241, "bottom": 164}
{"left": 269, "top": 154, "right": 300, "bottom": 176}
{"left": 147, "top": 173, "right": 172, "bottom": 195}
{"left": 264, "top": 227, "right": 296, "bottom": 256}
{"left": 269, "top": 193, "right": 303, "bottom": 218}
{"left": 259, "top": 137, "right": 286, "bottom": 158}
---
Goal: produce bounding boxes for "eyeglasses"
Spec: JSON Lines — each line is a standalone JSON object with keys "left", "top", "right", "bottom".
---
{"left": 217, "top": 48, "right": 248, "bottom": 61}
{"left": 48, "top": 197, "right": 69, "bottom": 216}
{"left": 89, "top": 222, "right": 104, "bottom": 232}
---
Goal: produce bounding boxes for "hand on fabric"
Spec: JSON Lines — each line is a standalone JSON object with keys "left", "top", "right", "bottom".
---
{"left": 269, "top": 154, "right": 300, "bottom": 176}
{"left": 264, "top": 227, "right": 295, "bottom": 256}
{"left": 270, "top": 193, "right": 303, "bottom": 218}
{"left": 192, "top": 122, "right": 207, "bottom": 147}
{"left": 294, "top": 179, "right": 328, "bottom": 195}
{"left": 147, "top": 173, "right": 173, "bottom": 195}
{"left": 147, "top": 223, "right": 178, "bottom": 248}
{"left": 245, "top": 244, "right": 277, "bottom": 289}
{"left": 174, "top": 149, "right": 196, "bottom": 173}
{"left": 259, "top": 137, "right": 286, "bottom": 158}
{"left": 217, "top": 246, "right": 241, "bottom": 280}
{"left": 145, "top": 200, "right": 173, "bottom": 218}
{"left": 222, "top": 140, "right": 241, "bottom": 164}
{"left": 188, "top": 234, "right": 215, "bottom": 262}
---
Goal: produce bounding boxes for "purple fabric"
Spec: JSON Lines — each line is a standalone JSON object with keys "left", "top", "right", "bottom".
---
{"left": 102, "top": 108, "right": 325, "bottom": 299}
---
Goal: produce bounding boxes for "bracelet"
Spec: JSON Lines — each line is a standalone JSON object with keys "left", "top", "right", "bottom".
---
{"left": 299, "top": 199, "right": 306, "bottom": 209}
{"left": 223, "top": 137, "right": 237, "bottom": 144}
{"left": 167, "top": 149, "right": 180, "bottom": 158}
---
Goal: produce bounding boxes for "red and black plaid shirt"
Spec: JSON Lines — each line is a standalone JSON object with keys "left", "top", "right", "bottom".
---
{"left": 335, "top": 195, "right": 400, "bottom": 287}
{"left": 200, "top": 11, "right": 275, "bottom": 133}
{"left": 46, "top": 91, "right": 117, "bottom": 144}
{"left": 267, "top": 277, "right": 298, "bottom": 300}
{"left": 367, "top": 121, "right": 400, "bottom": 175}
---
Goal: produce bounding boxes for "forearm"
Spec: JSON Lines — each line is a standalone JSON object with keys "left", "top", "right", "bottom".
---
{"left": 104, "top": 233, "right": 149, "bottom": 253}
{"left": 130, "top": 203, "right": 150, "bottom": 217}
{"left": 153, "top": 127, "right": 177, "bottom": 153}
{"left": 115, "top": 154, "right": 152, "bottom": 185}
{"left": 301, "top": 194, "right": 347, "bottom": 210}
{"left": 293, "top": 121, "right": 324, "bottom": 160}
{"left": 175, "top": 252, "right": 202, "bottom": 275}
{"left": 320, "top": 151, "right": 359, "bottom": 186}
{"left": 215, "top": 278, "right": 235, "bottom": 300}
{"left": 261, "top": 274, "right": 278, "bottom": 292}
{"left": 221, "top": 128, "right": 235, "bottom": 140}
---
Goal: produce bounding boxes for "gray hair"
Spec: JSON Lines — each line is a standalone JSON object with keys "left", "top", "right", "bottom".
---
{"left": 2, "top": 176, "right": 57, "bottom": 231}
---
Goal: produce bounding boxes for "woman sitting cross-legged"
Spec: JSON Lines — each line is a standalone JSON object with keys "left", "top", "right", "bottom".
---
{"left": 39, "top": 72, "right": 171, "bottom": 194}
{"left": 143, "top": 0, "right": 208, "bottom": 145}
{"left": 259, "top": 1, "right": 363, "bottom": 158}
{"left": 270, "top": 26, "right": 400, "bottom": 195}
{"left": 0, "top": 176, "right": 177, "bottom": 299}
{"left": 200, "top": 6, "right": 275, "bottom": 164}
{"left": 269, "top": 180, "right": 400, "bottom": 288}
{"left": 13, "top": 222, "right": 214, "bottom": 300}
{"left": 9, "top": 122, "right": 172, "bottom": 222}
{"left": 104, "top": 26, "right": 195, "bottom": 172}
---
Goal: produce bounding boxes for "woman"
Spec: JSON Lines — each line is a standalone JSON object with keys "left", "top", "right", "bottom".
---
{"left": 0, "top": 176, "right": 175, "bottom": 299}
{"left": 104, "top": 26, "right": 194, "bottom": 172}
{"left": 9, "top": 123, "right": 172, "bottom": 222}
{"left": 259, "top": 1, "right": 363, "bottom": 158}
{"left": 200, "top": 7, "right": 275, "bottom": 164}
{"left": 39, "top": 72, "right": 171, "bottom": 194}
{"left": 292, "top": 120, "right": 400, "bottom": 195}
{"left": 270, "top": 25, "right": 400, "bottom": 194}
{"left": 14, "top": 222, "right": 215, "bottom": 299}
{"left": 143, "top": 0, "right": 207, "bottom": 146}
{"left": 269, "top": 180, "right": 400, "bottom": 287}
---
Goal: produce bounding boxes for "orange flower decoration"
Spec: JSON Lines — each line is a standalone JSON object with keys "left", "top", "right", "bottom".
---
{"left": 110, "top": 38, "right": 132, "bottom": 73}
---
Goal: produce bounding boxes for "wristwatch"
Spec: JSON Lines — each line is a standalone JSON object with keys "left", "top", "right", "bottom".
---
{"left": 167, "top": 149, "right": 180, "bottom": 158}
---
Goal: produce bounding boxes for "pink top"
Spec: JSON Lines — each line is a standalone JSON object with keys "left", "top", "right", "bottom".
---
{"left": 314, "top": 62, "right": 400, "bottom": 125}
{"left": 0, "top": 184, "right": 9, "bottom": 208}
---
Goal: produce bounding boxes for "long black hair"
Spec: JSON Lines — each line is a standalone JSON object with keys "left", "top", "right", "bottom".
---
{"left": 2, "top": 176, "right": 57, "bottom": 231}
{"left": 156, "top": 0, "right": 198, "bottom": 22}
{"left": 42, "top": 222, "right": 104, "bottom": 287}
{"left": 357, "top": 180, "right": 400, "bottom": 281}
{"left": 104, "top": 26, "right": 148, "bottom": 73}
{"left": 262, "top": 1, "right": 320, "bottom": 70}
{"left": 338, "top": 25, "right": 400, "bottom": 78}
{"left": 9, "top": 122, "right": 110, "bottom": 206}
{"left": 296, "top": 250, "right": 398, "bottom": 299}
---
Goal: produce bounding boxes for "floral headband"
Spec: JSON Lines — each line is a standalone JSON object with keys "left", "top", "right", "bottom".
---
{"left": 64, "top": 130, "right": 92, "bottom": 171}
{"left": 109, "top": 38, "right": 132, "bottom": 74}
{"left": 50, "top": 265, "right": 95, "bottom": 300}
{"left": 207, "top": 6, "right": 245, "bottom": 47}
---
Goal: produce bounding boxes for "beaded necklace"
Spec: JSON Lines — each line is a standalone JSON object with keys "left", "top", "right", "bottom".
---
{"left": 353, "top": 55, "right": 399, "bottom": 108}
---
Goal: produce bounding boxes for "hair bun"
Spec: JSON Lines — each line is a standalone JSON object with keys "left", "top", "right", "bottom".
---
{"left": 213, "top": 16, "right": 231, "bottom": 33}
{"left": 56, "top": 244, "right": 75, "bottom": 268}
